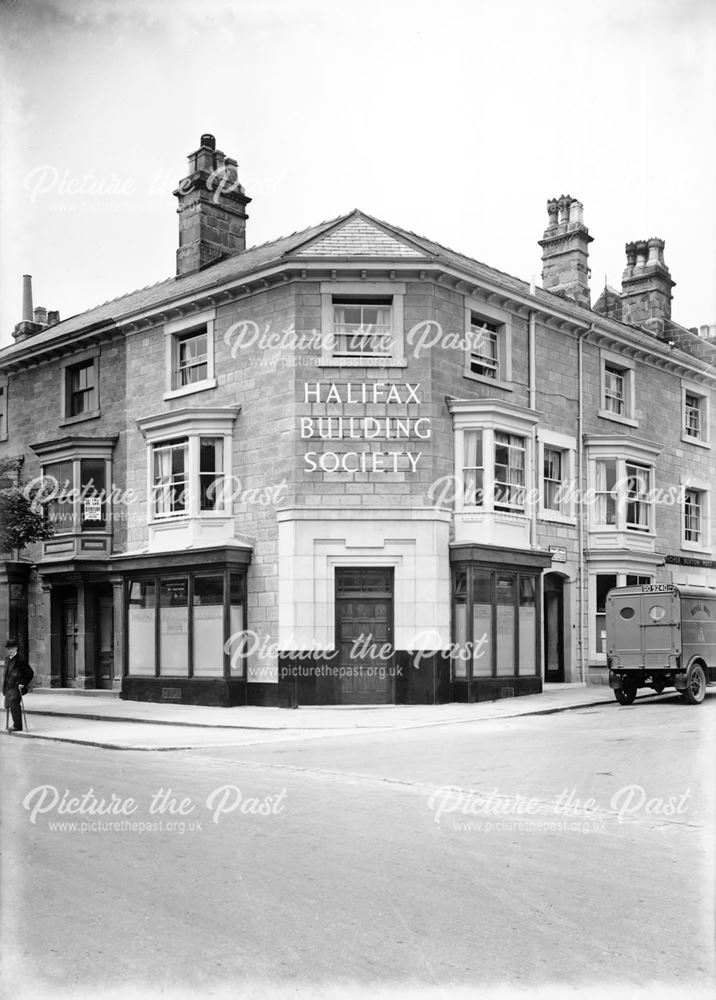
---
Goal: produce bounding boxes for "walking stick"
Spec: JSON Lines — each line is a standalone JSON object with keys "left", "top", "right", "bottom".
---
{"left": 20, "top": 689, "right": 29, "bottom": 732}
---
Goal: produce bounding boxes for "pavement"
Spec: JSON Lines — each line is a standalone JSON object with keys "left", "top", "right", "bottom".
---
{"left": 0, "top": 682, "right": 637, "bottom": 750}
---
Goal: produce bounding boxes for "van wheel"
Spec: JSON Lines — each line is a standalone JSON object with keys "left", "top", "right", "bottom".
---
{"left": 615, "top": 683, "right": 637, "bottom": 705}
{"left": 684, "top": 663, "right": 706, "bottom": 705}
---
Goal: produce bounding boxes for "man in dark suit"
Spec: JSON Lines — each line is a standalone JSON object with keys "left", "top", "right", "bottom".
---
{"left": 3, "top": 639, "right": 34, "bottom": 732}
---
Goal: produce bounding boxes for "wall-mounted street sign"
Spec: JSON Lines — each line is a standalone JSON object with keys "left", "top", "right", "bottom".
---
{"left": 549, "top": 546, "right": 567, "bottom": 563}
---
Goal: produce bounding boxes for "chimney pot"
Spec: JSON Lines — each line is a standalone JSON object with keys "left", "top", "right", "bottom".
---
{"left": 33, "top": 306, "right": 47, "bottom": 325}
{"left": 200, "top": 134, "right": 216, "bottom": 151}
{"left": 47, "top": 310, "right": 60, "bottom": 326}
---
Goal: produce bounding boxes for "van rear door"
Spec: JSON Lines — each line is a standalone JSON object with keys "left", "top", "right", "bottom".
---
{"left": 639, "top": 586, "right": 679, "bottom": 669}
{"left": 607, "top": 590, "right": 642, "bottom": 668}
{"left": 607, "top": 585, "right": 679, "bottom": 669}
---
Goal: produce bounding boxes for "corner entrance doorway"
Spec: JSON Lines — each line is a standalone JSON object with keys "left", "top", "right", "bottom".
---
{"left": 335, "top": 568, "right": 394, "bottom": 704}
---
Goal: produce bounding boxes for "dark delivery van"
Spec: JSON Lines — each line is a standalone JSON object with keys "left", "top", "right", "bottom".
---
{"left": 605, "top": 584, "right": 716, "bottom": 705}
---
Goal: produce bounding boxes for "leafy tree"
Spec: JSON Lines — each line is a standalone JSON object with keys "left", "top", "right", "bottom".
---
{"left": 0, "top": 461, "right": 55, "bottom": 554}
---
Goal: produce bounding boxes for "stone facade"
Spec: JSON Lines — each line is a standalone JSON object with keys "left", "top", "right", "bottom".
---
{"left": 0, "top": 136, "right": 713, "bottom": 705}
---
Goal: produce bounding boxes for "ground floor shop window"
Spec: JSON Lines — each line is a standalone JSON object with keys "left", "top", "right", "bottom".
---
{"left": 126, "top": 570, "right": 245, "bottom": 678}
{"left": 451, "top": 566, "right": 539, "bottom": 679}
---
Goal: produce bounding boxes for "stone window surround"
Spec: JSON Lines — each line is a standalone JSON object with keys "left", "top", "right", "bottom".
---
{"left": 164, "top": 308, "right": 217, "bottom": 400}
{"left": 680, "top": 379, "right": 710, "bottom": 449}
{"left": 319, "top": 281, "right": 407, "bottom": 368}
{"left": 537, "top": 428, "right": 577, "bottom": 525}
{"left": 463, "top": 297, "right": 513, "bottom": 391}
{"left": 598, "top": 348, "right": 638, "bottom": 428}
{"left": 59, "top": 348, "right": 101, "bottom": 426}
{"left": 680, "top": 474, "right": 711, "bottom": 554}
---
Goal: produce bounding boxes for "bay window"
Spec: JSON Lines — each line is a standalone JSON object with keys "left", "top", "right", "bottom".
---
{"left": 137, "top": 407, "right": 239, "bottom": 551}
{"left": 32, "top": 435, "right": 116, "bottom": 557}
{"left": 587, "top": 437, "right": 659, "bottom": 540}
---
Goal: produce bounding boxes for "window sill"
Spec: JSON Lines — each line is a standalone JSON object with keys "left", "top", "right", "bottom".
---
{"left": 463, "top": 371, "right": 513, "bottom": 392}
{"left": 597, "top": 408, "right": 638, "bottom": 428}
{"left": 681, "top": 434, "right": 710, "bottom": 450}
{"left": 681, "top": 541, "right": 712, "bottom": 555}
{"left": 163, "top": 378, "right": 217, "bottom": 400}
{"left": 318, "top": 357, "right": 407, "bottom": 369}
{"left": 60, "top": 409, "right": 101, "bottom": 427}
{"left": 539, "top": 511, "right": 577, "bottom": 527}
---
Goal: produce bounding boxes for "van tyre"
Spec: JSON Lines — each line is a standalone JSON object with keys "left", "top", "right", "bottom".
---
{"left": 615, "top": 682, "right": 637, "bottom": 705}
{"left": 683, "top": 663, "right": 706, "bottom": 705}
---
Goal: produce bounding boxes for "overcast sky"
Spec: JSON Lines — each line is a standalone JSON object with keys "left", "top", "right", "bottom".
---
{"left": 1, "top": 0, "right": 714, "bottom": 347}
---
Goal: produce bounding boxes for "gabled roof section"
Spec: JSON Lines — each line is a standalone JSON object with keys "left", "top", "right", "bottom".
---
{"left": 291, "top": 211, "right": 428, "bottom": 259}
{"left": 0, "top": 213, "right": 350, "bottom": 360}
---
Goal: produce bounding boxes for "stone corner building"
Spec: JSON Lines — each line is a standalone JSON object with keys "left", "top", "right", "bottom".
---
{"left": 1, "top": 136, "right": 714, "bottom": 706}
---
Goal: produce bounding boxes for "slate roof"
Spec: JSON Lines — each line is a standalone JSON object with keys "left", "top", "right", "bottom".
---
{"left": 1, "top": 209, "right": 713, "bottom": 374}
{"left": 294, "top": 215, "right": 427, "bottom": 257}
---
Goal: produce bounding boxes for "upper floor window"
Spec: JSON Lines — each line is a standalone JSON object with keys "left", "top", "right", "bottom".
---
{"left": 543, "top": 447, "right": 563, "bottom": 512}
{"left": 176, "top": 331, "right": 208, "bottom": 388}
{"left": 463, "top": 300, "right": 512, "bottom": 390}
{"left": 151, "top": 435, "right": 227, "bottom": 520}
{"left": 164, "top": 310, "right": 216, "bottom": 399}
{"left": 684, "top": 488, "right": 703, "bottom": 545}
{"left": 137, "top": 407, "right": 240, "bottom": 541}
{"left": 61, "top": 352, "right": 100, "bottom": 424}
{"left": 625, "top": 463, "right": 651, "bottom": 533}
{"left": 332, "top": 297, "right": 393, "bottom": 357}
{"left": 599, "top": 350, "right": 636, "bottom": 427}
{"left": 152, "top": 440, "right": 188, "bottom": 518}
{"left": 468, "top": 317, "right": 499, "bottom": 379}
{"left": 538, "top": 430, "right": 577, "bottom": 523}
{"left": 603, "top": 364, "right": 625, "bottom": 415}
{"left": 681, "top": 382, "right": 710, "bottom": 448}
{"left": 592, "top": 458, "right": 654, "bottom": 533}
{"left": 494, "top": 432, "right": 526, "bottom": 512}
{"left": 320, "top": 282, "right": 405, "bottom": 367}
{"left": 450, "top": 399, "right": 538, "bottom": 518}
{"left": 461, "top": 430, "right": 527, "bottom": 512}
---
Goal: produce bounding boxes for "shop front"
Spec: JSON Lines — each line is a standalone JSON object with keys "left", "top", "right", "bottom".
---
{"left": 450, "top": 543, "right": 552, "bottom": 701}
{"left": 114, "top": 545, "right": 252, "bottom": 706}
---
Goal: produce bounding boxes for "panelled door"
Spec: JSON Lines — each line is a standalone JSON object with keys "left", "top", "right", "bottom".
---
{"left": 543, "top": 573, "right": 564, "bottom": 682}
{"left": 61, "top": 600, "right": 78, "bottom": 686}
{"left": 336, "top": 568, "right": 394, "bottom": 705}
{"left": 95, "top": 586, "right": 114, "bottom": 689}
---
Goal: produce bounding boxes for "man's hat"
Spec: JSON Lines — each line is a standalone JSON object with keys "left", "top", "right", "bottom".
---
{"left": 5, "top": 639, "right": 18, "bottom": 648}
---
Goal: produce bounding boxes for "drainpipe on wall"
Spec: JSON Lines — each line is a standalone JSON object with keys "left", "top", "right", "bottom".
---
{"left": 529, "top": 311, "right": 537, "bottom": 550}
{"left": 577, "top": 323, "right": 596, "bottom": 684}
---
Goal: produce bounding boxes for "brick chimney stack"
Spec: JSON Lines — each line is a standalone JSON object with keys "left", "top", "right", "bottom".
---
{"left": 538, "top": 195, "right": 593, "bottom": 308}
{"left": 620, "top": 238, "right": 675, "bottom": 336}
{"left": 173, "top": 133, "right": 251, "bottom": 276}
